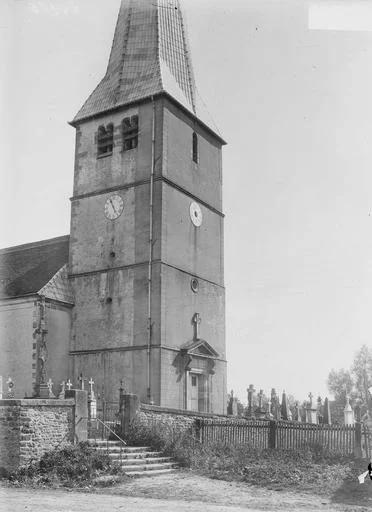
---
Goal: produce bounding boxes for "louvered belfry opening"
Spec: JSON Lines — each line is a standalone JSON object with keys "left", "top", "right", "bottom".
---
{"left": 97, "top": 124, "right": 114, "bottom": 156}
{"left": 122, "top": 115, "right": 139, "bottom": 151}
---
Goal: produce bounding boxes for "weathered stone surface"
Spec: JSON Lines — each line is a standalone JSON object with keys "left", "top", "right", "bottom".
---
{"left": 0, "top": 399, "right": 74, "bottom": 472}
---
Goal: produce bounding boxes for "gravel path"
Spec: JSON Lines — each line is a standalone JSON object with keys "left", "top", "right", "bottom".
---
{"left": 1, "top": 470, "right": 370, "bottom": 512}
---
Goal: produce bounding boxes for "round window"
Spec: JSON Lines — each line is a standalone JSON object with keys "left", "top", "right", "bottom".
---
{"left": 191, "top": 278, "right": 199, "bottom": 293}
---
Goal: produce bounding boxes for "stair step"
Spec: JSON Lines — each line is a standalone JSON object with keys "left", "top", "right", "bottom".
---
{"left": 88, "top": 440, "right": 123, "bottom": 445}
{"left": 93, "top": 446, "right": 159, "bottom": 454}
{"left": 120, "top": 462, "right": 178, "bottom": 472}
{"left": 115, "top": 457, "right": 173, "bottom": 465}
{"left": 107, "top": 451, "right": 163, "bottom": 459}
{"left": 90, "top": 444, "right": 152, "bottom": 452}
{"left": 125, "top": 468, "right": 178, "bottom": 477}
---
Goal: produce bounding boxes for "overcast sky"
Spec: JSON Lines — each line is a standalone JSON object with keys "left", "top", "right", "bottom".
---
{"left": 2, "top": 0, "right": 372, "bottom": 404}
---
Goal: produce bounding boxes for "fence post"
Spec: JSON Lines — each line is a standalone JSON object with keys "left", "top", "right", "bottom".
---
{"left": 195, "top": 418, "right": 202, "bottom": 442}
{"left": 119, "top": 393, "right": 140, "bottom": 438}
{"left": 269, "top": 420, "right": 277, "bottom": 449}
{"left": 354, "top": 422, "right": 362, "bottom": 458}
{"left": 65, "top": 389, "right": 88, "bottom": 443}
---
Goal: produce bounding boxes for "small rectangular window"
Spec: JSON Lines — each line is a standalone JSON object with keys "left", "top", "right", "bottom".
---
{"left": 192, "top": 132, "right": 198, "bottom": 163}
{"left": 191, "top": 375, "right": 197, "bottom": 387}
{"left": 97, "top": 123, "right": 114, "bottom": 157}
{"left": 122, "top": 115, "right": 139, "bottom": 151}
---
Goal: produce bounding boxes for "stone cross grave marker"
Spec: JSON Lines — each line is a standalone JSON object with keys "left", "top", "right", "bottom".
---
{"left": 47, "top": 378, "right": 55, "bottom": 398}
{"left": 88, "top": 378, "right": 95, "bottom": 398}
{"left": 247, "top": 384, "right": 256, "bottom": 417}
{"left": 59, "top": 381, "right": 66, "bottom": 399}
{"left": 78, "top": 373, "right": 86, "bottom": 390}
{"left": 66, "top": 379, "right": 72, "bottom": 390}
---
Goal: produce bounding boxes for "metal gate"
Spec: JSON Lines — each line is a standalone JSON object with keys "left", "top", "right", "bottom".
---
{"left": 88, "top": 398, "right": 120, "bottom": 440}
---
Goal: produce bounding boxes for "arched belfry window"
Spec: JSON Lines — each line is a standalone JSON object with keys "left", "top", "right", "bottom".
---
{"left": 97, "top": 123, "right": 114, "bottom": 157}
{"left": 192, "top": 132, "right": 198, "bottom": 163}
{"left": 122, "top": 115, "right": 139, "bottom": 151}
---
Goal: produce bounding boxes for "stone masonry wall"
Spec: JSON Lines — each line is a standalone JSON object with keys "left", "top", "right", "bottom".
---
{"left": 0, "top": 399, "right": 74, "bottom": 472}
{"left": 138, "top": 403, "right": 235, "bottom": 437}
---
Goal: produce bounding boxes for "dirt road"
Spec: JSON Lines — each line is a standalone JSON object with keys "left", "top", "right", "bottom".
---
{"left": 1, "top": 471, "right": 371, "bottom": 512}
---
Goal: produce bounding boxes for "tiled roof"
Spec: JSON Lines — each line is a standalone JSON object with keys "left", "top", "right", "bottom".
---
{"left": 39, "top": 264, "right": 74, "bottom": 304}
{"left": 0, "top": 235, "right": 73, "bottom": 303}
{"left": 73, "top": 0, "right": 221, "bottom": 138}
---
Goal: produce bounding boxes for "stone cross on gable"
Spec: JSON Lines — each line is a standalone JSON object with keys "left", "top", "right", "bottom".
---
{"left": 192, "top": 313, "right": 201, "bottom": 340}
{"left": 66, "top": 379, "right": 72, "bottom": 391}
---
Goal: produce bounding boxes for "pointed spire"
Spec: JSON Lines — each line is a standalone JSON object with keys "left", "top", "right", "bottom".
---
{"left": 73, "top": 0, "right": 218, "bottom": 132}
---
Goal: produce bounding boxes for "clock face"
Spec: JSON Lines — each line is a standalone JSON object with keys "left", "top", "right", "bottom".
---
{"left": 104, "top": 194, "right": 124, "bottom": 220}
{"left": 189, "top": 202, "right": 202, "bottom": 227}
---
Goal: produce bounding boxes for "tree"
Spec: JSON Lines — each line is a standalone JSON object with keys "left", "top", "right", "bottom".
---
{"left": 327, "top": 368, "right": 353, "bottom": 401}
{"left": 351, "top": 345, "right": 372, "bottom": 406}
{"left": 327, "top": 346, "right": 372, "bottom": 410}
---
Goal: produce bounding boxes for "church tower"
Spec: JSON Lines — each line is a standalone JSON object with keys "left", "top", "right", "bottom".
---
{"left": 69, "top": 0, "right": 226, "bottom": 413}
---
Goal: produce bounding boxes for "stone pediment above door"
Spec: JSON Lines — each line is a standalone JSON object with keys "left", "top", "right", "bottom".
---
{"left": 180, "top": 339, "right": 219, "bottom": 359}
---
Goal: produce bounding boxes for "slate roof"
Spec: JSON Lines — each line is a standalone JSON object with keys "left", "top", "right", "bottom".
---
{"left": 0, "top": 235, "right": 73, "bottom": 303}
{"left": 72, "top": 0, "right": 223, "bottom": 140}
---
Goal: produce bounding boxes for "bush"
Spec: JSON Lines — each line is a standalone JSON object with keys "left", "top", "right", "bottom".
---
{"left": 8, "top": 442, "right": 113, "bottom": 487}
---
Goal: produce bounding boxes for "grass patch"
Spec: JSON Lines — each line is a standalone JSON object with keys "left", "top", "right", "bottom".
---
{"left": 125, "top": 418, "right": 372, "bottom": 506}
{"left": 6, "top": 442, "right": 120, "bottom": 488}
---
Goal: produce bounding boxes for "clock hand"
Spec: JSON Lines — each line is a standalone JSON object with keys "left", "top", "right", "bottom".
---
{"left": 109, "top": 199, "right": 117, "bottom": 215}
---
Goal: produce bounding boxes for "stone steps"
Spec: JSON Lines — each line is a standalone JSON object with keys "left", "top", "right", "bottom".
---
{"left": 88, "top": 439, "right": 179, "bottom": 477}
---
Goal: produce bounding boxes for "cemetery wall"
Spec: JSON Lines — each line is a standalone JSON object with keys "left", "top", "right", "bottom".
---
{"left": 0, "top": 398, "right": 74, "bottom": 472}
{"left": 136, "top": 403, "right": 235, "bottom": 435}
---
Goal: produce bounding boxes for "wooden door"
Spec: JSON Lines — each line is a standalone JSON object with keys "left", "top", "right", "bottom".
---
{"left": 189, "top": 373, "right": 199, "bottom": 411}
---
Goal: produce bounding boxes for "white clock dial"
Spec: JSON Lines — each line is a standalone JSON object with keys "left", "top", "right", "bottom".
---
{"left": 104, "top": 194, "right": 124, "bottom": 220}
{"left": 189, "top": 202, "right": 202, "bottom": 227}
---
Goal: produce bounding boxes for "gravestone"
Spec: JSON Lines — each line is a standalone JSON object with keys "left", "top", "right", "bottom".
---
{"left": 227, "top": 390, "right": 238, "bottom": 416}
{"left": 323, "top": 397, "right": 332, "bottom": 425}
{"left": 317, "top": 396, "right": 324, "bottom": 424}
{"left": 281, "top": 390, "right": 289, "bottom": 420}
{"left": 58, "top": 381, "right": 66, "bottom": 399}
{"left": 344, "top": 396, "right": 354, "bottom": 426}
{"left": 306, "top": 392, "right": 318, "bottom": 424}
{"left": 266, "top": 397, "right": 274, "bottom": 419}
{"left": 255, "top": 389, "right": 266, "bottom": 419}
{"left": 88, "top": 377, "right": 97, "bottom": 419}
{"left": 246, "top": 384, "right": 256, "bottom": 418}
{"left": 271, "top": 388, "right": 281, "bottom": 420}
{"left": 293, "top": 401, "right": 301, "bottom": 422}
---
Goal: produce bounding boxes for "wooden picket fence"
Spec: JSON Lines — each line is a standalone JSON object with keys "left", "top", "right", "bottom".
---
{"left": 195, "top": 418, "right": 372, "bottom": 458}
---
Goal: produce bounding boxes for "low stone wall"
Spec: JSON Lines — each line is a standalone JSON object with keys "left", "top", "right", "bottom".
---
{"left": 139, "top": 404, "right": 232, "bottom": 435}
{"left": 0, "top": 392, "right": 87, "bottom": 473}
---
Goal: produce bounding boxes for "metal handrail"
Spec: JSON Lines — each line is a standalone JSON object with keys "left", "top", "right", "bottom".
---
{"left": 89, "top": 417, "right": 127, "bottom": 445}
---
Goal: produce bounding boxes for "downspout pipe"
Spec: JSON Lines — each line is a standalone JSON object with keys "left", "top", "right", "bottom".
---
{"left": 147, "top": 97, "right": 156, "bottom": 403}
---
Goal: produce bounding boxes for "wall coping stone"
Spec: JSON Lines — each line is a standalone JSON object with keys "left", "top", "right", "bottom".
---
{"left": 140, "top": 403, "right": 228, "bottom": 419}
{"left": 0, "top": 399, "right": 75, "bottom": 407}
